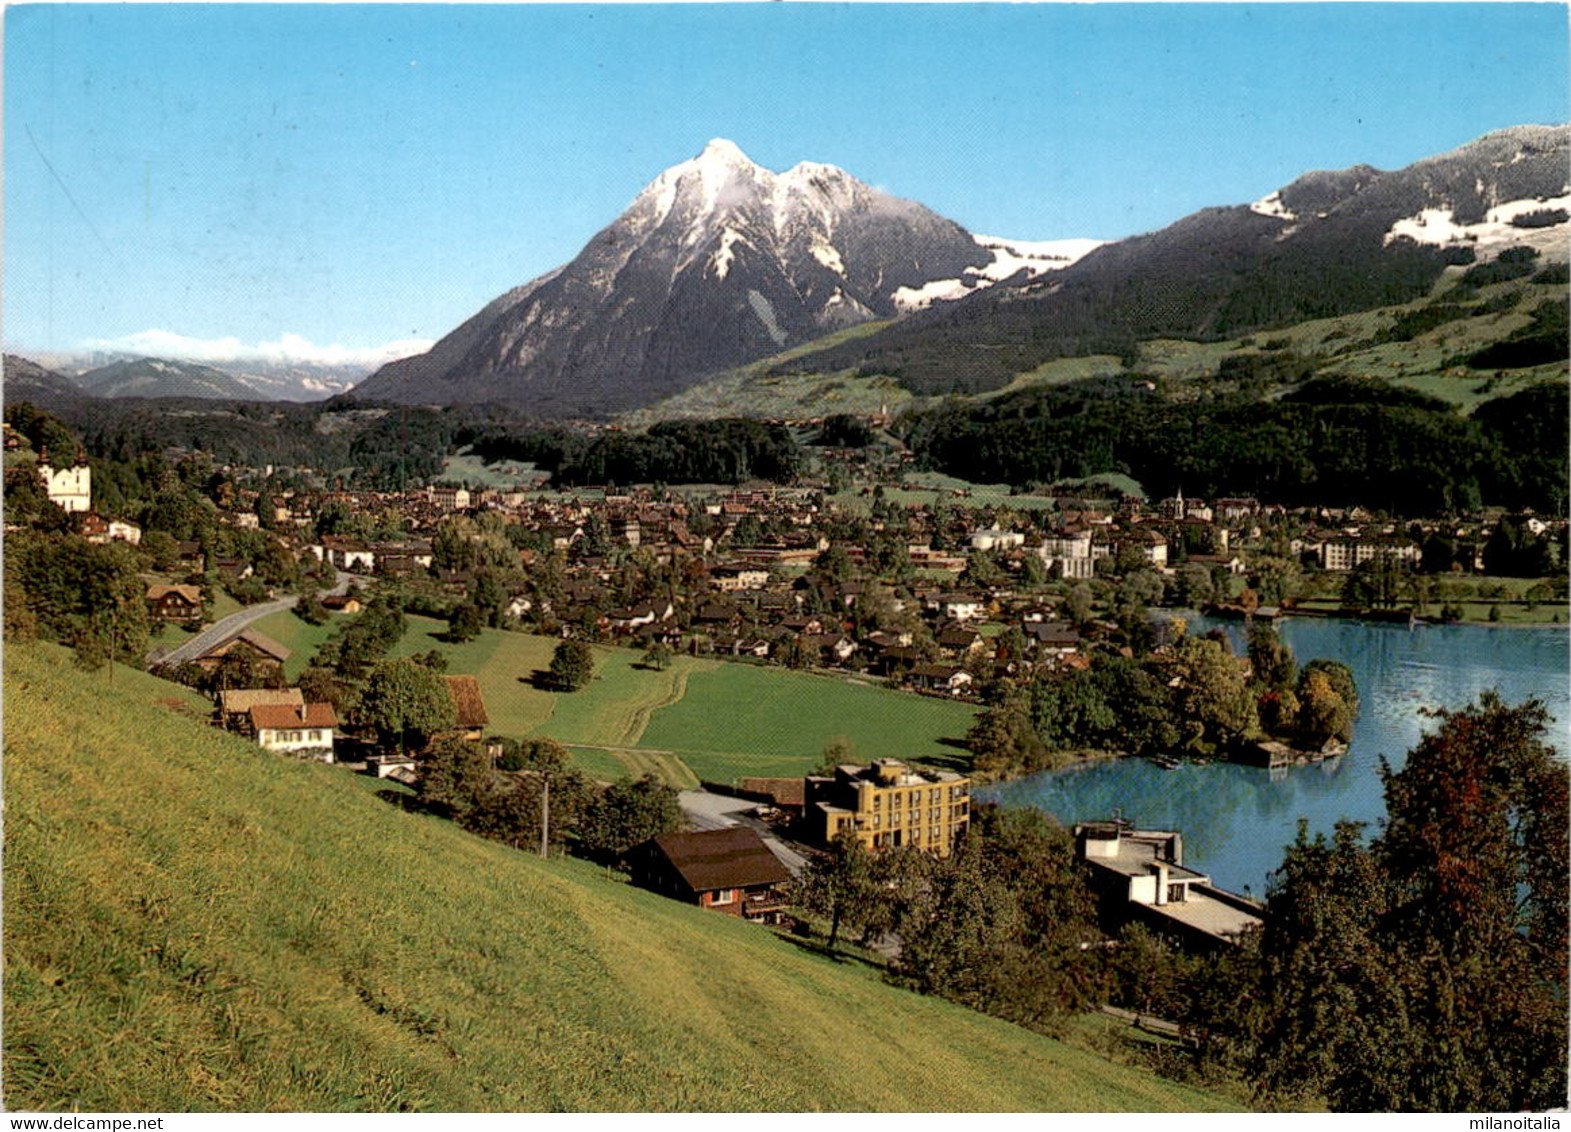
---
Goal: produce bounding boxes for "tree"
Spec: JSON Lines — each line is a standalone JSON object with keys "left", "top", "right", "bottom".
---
{"left": 1168, "top": 636, "right": 1258, "bottom": 756}
{"left": 357, "top": 657, "right": 456, "bottom": 754}
{"left": 798, "top": 829, "right": 877, "bottom": 954}
{"left": 548, "top": 639, "right": 596, "bottom": 691}
{"left": 575, "top": 775, "right": 683, "bottom": 866}
{"left": 816, "top": 735, "right": 857, "bottom": 776}
{"left": 1341, "top": 557, "right": 1405, "bottom": 609}
{"left": 641, "top": 641, "right": 673, "bottom": 671}
{"left": 294, "top": 574, "right": 329, "bottom": 625}
{"left": 1169, "top": 561, "right": 1215, "bottom": 608}
{"left": 447, "top": 601, "right": 485, "bottom": 643}
{"left": 1249, "top": 696, "right": 1568, "bottom": 1110}
{"left": 895, "top": 808, "right": 1105, "bottom": 1028}
{"left": 1248, "top": 555, "right": 1303, "bottom": 606}
{"left": 1064, "top": 582, "right": 1094, "bottom": 626}
{"left": 1247, "top": 623, "right": 1297, "bottom": 690}
{"left": 967, "top": 683, "right": 1049, "bottom": 778}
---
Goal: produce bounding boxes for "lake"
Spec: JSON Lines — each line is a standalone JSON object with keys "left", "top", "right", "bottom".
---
{"left": 976, "top": 618, "right": 1571, "bottom": 895}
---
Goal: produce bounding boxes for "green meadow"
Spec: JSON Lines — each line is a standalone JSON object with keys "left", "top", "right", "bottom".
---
{"left": 251, "top": 612, "right": 977, "bottom": 785}
{"left": 640, "top": 663, "right": 978, "bottom": 783}
{"left": 3, "top": 643, "right": 1236, "bottom": 1112}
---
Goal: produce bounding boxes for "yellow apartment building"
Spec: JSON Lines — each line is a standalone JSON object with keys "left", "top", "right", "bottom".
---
{"left": 805, "top": 758, "right": 970, "bottom": 857}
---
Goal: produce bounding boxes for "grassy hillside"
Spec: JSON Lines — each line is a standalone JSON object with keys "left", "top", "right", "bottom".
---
{"left": 251, "top": 612, "right": 975, "bottom": 786}
{"left": 4, "top": 643, "right": 1235, "bottom": 1112}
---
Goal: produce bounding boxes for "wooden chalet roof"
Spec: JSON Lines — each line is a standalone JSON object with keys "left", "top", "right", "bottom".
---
{"left": 737, "top": 777, "right": 806, "bottom": 807}
{"left": 249, "top": 702, "right": 338, "bottom": 730}
{"left": 649, "top": 828, "right": 790, "bottom": 892}
{"left": 443, "top": 675, "right": 490, "bottom": 729}
{"left": 204, "top": 627, "right": 292, "bottom": 663}
{"left": 146, "top": 583, "right": 203, "bottom": 605}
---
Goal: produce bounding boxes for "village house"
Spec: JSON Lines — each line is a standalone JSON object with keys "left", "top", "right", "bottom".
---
{"left": 805, "top": 758, "right": 971, "bottom": 857}
{"left": 442, "top": 675, "right": 491, "bottom": 742}
{"left": 932, "top": 593, "right": 986, "bottom": 622}
{"left": 629, "top": 827, "right": 791, "bottom": 924}
{"left": 146, "top": 582, "right": 205, "bottom": 623}
{"left": 249, "top": 701, "right": 339, "bottom": 760}
{"left": 320, "top": 592, "right": 363, "bottom": 615}
{"left": 1024, "top": 620, "right": 1082, "bottom": 661}
{"left": 710, "top": 563, "right": 771, "bottom": 591}
{"left": 218, "top": 687, "right": 304, "bottom": 732}
{"left": 907, "top": 662, "right": 974, "bottom": 696}
{"left": 193, "top": 627, "right": 292, "bottom": 682}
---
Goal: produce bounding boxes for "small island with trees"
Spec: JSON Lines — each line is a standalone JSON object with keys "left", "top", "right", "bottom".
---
{"left": 966, "top": 619, "right": 1357, "bottom": 780}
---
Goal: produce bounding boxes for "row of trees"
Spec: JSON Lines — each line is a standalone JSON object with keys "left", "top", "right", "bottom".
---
{"left": 461, "top": 418, "right": 804, "bottom": 487}
{"left": 417, "top": 737, "right": 682, "bottom": 865}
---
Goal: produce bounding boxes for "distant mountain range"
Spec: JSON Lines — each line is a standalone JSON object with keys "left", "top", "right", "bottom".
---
{"left": 2, "top": 353, "right": 367, "bottom": 403}
{"left": 356, "top": 126, "right": 1567, "bottom": 416}
{"left": 3, "top": 355, "right": 87, "bottom": 405}
{"left": 352, "top": 139, "right": 1098, "bottom": 416}
{"left": 783, "top": 124, "right": 1570, "bottom": 395}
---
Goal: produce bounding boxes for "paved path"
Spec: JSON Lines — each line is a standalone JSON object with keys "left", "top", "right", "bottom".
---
{"left": 148, "top": 574, "right": 361, "bottom": 668}
{"left": 678, "top": 789, "right": 811, "bottom": 876}
{"left": 151, "top": 596, "right": 297, "bottom": 667}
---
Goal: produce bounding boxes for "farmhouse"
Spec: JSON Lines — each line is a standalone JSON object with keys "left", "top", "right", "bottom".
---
{"left": 146, "top": 583, "right": 204, "bottom": 623}
{"left": 194, "top": 627, "right": 292, "bottom": 681}
{"left": 629, "top": 828, "right": 791, "bottom": 923}
{"left": 442, "top": 675, "right": 490, "bottom": 741}
{"left": 219, "top": 687, "right": 304, "bottom": 731}
{"left": 249, "top": 702, "right": 338, "bottom": 760}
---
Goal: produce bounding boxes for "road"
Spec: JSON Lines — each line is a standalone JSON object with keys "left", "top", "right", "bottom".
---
{"left": 148, "top": 574, "right": 361, "bottom": 668}
{"left": 678, "top": 789, "right": 811, "bottom": 876}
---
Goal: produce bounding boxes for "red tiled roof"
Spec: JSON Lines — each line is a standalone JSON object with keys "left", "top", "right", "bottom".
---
{"left": 250, "top": 702, "right": 337, "bottom": 730}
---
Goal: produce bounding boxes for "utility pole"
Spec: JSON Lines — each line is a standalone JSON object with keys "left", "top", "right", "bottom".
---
{"left": 539, "top": 773, "right": 550, "bottom": 860}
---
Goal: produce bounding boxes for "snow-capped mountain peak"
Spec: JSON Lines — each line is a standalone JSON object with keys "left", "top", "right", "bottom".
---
{"left": 353, "top": 140, "right": 1090, "bottom": 416}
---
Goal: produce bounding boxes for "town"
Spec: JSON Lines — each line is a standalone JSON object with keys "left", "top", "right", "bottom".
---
{"left": 5, "top": 401, "right": 1561, "bottom": 949}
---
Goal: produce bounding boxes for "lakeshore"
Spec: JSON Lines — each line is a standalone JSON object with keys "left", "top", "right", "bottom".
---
{"left": 979, "top": 616, "right": 1570, "bottom": 893}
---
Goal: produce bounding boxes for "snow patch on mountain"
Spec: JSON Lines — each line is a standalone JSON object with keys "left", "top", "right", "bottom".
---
{"left": 1250, "top": 190, "right": 1298, "bottom": 222}
{"left": 1384, "top": 194, "right": 1571, "bottom": 251}
{"left": 747, "top": 290, "right": 787, "bottom": 346}
{"left": 892, "top": 234, "right": 1105, "bottom": 311}
{"left": 711, "top": 228, "right": 749, "bottom": 279}
{"left": 810, "top": 241, "right": 846, "bottom": 275}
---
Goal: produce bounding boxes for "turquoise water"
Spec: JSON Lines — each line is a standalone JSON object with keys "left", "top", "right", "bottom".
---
{"left": 977, "top": 619, "right": 1570, "bottom": 895}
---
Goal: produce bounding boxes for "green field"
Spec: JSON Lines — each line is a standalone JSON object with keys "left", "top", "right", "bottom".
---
{"left": 250, "top": 614, "right": 977, "bottom": 786}
{"left": 640, "top": 663, "right": 978, "bottom": 784}
{"left": 4, "top": 643, "right": 1236, "bottom": 1112}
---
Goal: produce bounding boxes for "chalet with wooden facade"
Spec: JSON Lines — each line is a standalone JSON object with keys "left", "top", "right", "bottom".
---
{"left": 146, "top": 583, "right": 204, "bottom": 623}
{"left": 630, "top": 828, "right": 791, "bottom": 924}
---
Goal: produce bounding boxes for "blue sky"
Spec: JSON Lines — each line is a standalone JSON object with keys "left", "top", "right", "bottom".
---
{"left": 5, "top": 3, "right": 1567, "bottom": 364}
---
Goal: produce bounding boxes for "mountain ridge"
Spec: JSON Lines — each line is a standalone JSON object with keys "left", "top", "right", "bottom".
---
{"left": 779, "top": 124, "right": 1570, "bottom": 395}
